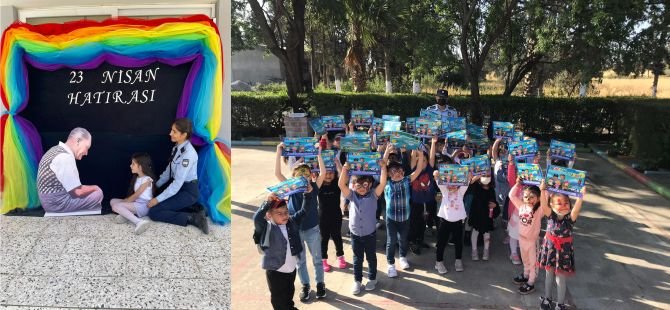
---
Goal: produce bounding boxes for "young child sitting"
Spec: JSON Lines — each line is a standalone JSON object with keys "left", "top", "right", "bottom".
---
{"left": 111, "top": 152, "right": 156, "bottom": 235}
{"left": 253, "top": 185, "right": 314, "bottom": 310}
{"left": 339, "top": 159, "right": 388, "bottom": 294}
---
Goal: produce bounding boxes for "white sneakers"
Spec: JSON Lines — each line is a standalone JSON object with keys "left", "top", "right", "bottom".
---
{"left": 482, "top": 249, "right": 490, "bottom": 261}
{"left": 134, "top": 220, "right": 150, "bottom": 235}
{"left": 454, "top": 259, "right": 464, "bottom": 272}
{"left": 387, "top": 265, "right": 398, "bottom": 278}
{"left": 472, "top": 249, "right": 480, "bottom": 261}
{"left": 353, "top": 279, "right": 377, "bottom": 294}
{"left": 364, "top": 279, "right": 377, "bottom": 291}
{"left": 352, "top": 281, "right": 362, "bottom": 295}
{"left": 114, "top": 215, "right": 128, "bottom": 224}
{"left": 435, "top": 261, "right": 448, "bottom": 274}
{"left": 399, "top": 257, "right": 410, "bottom": 270}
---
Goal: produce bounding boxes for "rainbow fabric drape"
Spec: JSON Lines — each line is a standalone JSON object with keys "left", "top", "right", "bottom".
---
{"left": 1, "top": 15, "right": 231, "bottom": 225}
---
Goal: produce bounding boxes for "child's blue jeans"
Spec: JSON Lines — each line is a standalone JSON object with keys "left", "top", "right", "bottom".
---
{"left": 351, "top": 231, "right": 377, "bottom": 282}
{"left": 297, "top": 225, "right": 324, "bottom": 286}
{"left": 386, "top": 218, "right": 409, "bottom": 264}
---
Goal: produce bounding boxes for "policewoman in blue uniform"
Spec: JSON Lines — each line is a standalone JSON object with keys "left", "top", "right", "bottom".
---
{"left": 147, "top": 118, "right": 209, "bottom": 234}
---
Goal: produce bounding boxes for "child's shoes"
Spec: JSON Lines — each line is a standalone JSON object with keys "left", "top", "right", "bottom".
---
{"left": 510, "top": 254, "right": 522, "bottom": 265}
{"left": 387, "top": 264, "right": 398, "bottom": 278}
{"left": 513, "top": 273, "right": 528, "bottom": 285}
{"left": 454, "top": 259, "right": 464, "bottom": 272}
{"left": 364, "top": 279, "right": 377, "bottom": 291}
{"left": 322, "top": 259, "right": 331, "bottom": 272}
{"left": 471, "top": 249, "right": 479, "bottom": 261}
{"left": 482, "top": 249, "right": 490, "bottom": 261}
{"left": 337, "top": 256, "right": 347, "bottom": 269}
{"left": 435, "top": 261, "right": 448, "bottom": 274}
{"left": 539, "top": 296, "right": 553, "bottom": 310}
{"left": 352, "top": 281, "right": 362, "bottom": 295}
{"left": 399, "top": 257, "right": 410, "bottom": 270}
{"left": 114, "top": 215, "right": 128, "bottom": 224}
{"left": 134, "top": 220, "right": 150, "bottom": 235}
{"left": 519, "top": 283, "right": 535, "bottom": 294}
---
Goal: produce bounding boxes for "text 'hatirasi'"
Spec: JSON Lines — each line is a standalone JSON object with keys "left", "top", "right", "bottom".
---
{"left": 66, "top": 67, "right": 160, "bottom": 106}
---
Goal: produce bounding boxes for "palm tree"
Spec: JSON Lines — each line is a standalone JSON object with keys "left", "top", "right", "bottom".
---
{"left": 343, "top": 0, "right": 382, "bottom": 92}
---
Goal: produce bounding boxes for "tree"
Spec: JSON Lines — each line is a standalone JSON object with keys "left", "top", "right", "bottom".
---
{"left": 490, "top": 0, "right": 564, "bottom": 97}
{"left": 613, "top": 0, "right": 669, "bottom": 98}
{"left": 247, "top": 0, "right": 311, "bottom": 110}
{"left": 444, "top": 0, "right": 519, "bottom": 124}
{"left": 305, "top": 0, "right": 347, "bottom": 90}
{"left": 342, "top": 0, "right": 388, "bottom": 92}
{"left": 232, "top": 0, "right": 260, "bottom": 52}
{"left": 556, "top": 0, "right": 645, "bottom": 97}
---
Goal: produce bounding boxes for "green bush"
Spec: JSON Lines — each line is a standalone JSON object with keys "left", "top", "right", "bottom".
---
{"left": 231, "top": 91, "right": 290, "bottom": 140}
{"left": 232, "top": 91, "right": 670, "bottom": 168}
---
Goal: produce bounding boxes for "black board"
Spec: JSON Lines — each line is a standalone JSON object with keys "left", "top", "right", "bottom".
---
{"left": 21, "top": 60, "right": 195, "bottom": 211}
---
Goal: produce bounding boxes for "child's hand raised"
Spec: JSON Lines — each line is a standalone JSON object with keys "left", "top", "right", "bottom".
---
{"left": 540, "top": 180, "right": 547, "bottom": 190}
{"left": 342, "top": 162, "right": 350, "bottom": 170}
{"left": 277, "top": 142, "right": 285, "bottom": 150}
{"left": 266, "top": 192, "right": 279, "bottom": 202}
{"left": 431, "top": 135, "right": 438, "bottom": 143}
{"left": 516, "top": 176, "right": 522, "bottom": 184}
{"left": 304, "top": 182, "right": 313, "bottom": 193}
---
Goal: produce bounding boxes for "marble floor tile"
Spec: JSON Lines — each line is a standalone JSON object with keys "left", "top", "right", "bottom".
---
{"left": 20, "top": 253, "right": 66, "bottom": 277}
{"left": 31, "top": 235, "right": 69, "bottom": 254}
{"left": 193, "top": 255, "right": 229, "bottom": 279}
{"left": 0, "top": 253, "right": 26, "bottom": 275}
{"left": 0, "top": 236, "right": 37, "bottom": 255}
{"left": 56, "top": 276, "right": 127, "bottom": 308}
{"left": 63, "top": 236, "right": 97, "bottom": 254}
{"left": 126, "top": 254, "right": 200, "bottom": 279}
{"left": 2, "top": 275, "right": 63, "bottom": 306}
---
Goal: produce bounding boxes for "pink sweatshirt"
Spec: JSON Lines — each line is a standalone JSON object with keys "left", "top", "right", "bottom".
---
{"left": 509, "top": 184, "right": 542, "bottom": 240}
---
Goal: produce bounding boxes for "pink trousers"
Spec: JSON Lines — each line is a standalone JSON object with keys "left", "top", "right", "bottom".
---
{"left": 519, "top": 237, "right": 538, "bottom": 284}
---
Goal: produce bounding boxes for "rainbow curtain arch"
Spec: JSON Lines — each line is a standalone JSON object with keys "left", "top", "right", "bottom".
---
{"left": 0, "top": 15, "right": 231, "bottom": 225}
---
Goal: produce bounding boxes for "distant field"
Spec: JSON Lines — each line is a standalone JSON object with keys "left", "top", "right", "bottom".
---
{"left": 441, "top": 76, "right": 670, "bottom": 98}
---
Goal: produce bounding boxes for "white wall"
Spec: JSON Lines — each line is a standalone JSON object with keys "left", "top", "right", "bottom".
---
{"left": 216, "top": 0, "right": 231, "bottom": 143}
{"left": 232, "top": 48, "right": 283, "bottom": 84}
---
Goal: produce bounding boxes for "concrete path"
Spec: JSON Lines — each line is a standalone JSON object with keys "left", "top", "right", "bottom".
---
{"left": 231, "top": 146, "right": 670, "bottom": 310}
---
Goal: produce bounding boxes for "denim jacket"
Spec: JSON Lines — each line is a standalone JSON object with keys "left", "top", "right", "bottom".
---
{"left": 253, "top": 192, "right": 313, "bottom": 270}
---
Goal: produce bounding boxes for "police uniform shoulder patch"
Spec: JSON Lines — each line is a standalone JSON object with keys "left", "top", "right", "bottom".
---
{"left": 182, "top": 159, "right": 189, "bottom": 167}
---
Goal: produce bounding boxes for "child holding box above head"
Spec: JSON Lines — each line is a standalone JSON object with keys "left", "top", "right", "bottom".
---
{"left": 274, "top": 142, "right": 327, "bottom": 301}
{"left": 317, "top": 145, "right": 347, "bottom": 272}
{"left": 253, "top": 184, "right": 314, "bottom": 310}
{"left": 538, "top": 181, "right": 586, "bottom": 310}
{"left": 384, "top": 144, "right": 424, "bottom": 277}
{"left": 339, "top": 156, "right": 388, "bottom": 295}
{"left": 509, "top": 176, "right": 543, "bottom": 295}
{"left": 432, "top": 167, "right": 474, "bottom": 274}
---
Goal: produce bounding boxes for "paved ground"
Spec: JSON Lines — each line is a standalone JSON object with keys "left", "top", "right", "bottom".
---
{"left": 231, "top": 146, "right": 670, "bottom": 310}
{"left": 0, "top": 214, "right": 230, "bottom": 309}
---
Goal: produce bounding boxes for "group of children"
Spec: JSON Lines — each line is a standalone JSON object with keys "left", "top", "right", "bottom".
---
{"left": 254, "top": 127, "right": 586, "bottom": 310}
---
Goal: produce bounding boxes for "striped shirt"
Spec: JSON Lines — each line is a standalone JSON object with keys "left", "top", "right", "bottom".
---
{"left": 384, "top": 176, "right": 411, "bottom": 222}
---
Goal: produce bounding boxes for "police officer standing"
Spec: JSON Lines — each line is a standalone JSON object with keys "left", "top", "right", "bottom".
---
{"left": 426, "top": 89, "right": 459, "bottom": 118}
{"left": 147, "top": 118, "right": 209, "bottom": 234}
